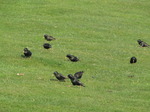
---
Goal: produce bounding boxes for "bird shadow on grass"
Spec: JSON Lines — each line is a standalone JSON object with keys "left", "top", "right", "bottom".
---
{"left": 21, "top": 55, "right": 25, "bottom": 58}
{"left": 50, "top": 79, "right": 66, "bottom": 82}
{"left": 50, "top": 79, "right": 59, "bottom": 81}
{"left": 127, "top": 75, "right": 135, "bottom": 78}
{"left": 21, "top": 55, "right": 31, "bottom": 58}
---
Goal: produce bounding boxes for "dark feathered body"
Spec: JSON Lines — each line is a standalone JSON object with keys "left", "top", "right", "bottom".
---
{"left": 74, "top": 71, "right": 84, "bottom": 79}
{"left": 66, "top": 54, "right": 79, "bottom": 62}
{"left": 130, "top": 57, "right": 137, "bottom": 64}
{"left": 44, "top": 34, "right": 55, "bottom": 41}
{"left": 68, "top": 74, "right": 85, "bottom": 87}
{"left": 53, "top": 71, "right": 67, "bottom": 81}
{"left": 23, "top": 48, "right": 32, "bottom": 57}
{"left": 43, "top": 43, "right": 52, "bottom": 49}
{"left": 137, "top": 39, "right": 150, "bottom": 47}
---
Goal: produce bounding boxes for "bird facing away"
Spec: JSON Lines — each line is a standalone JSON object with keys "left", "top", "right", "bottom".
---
{"left": 53, "top": 71, "right": 67, "bottom": 81}
{"left": 137, "top": 39, "right": 150, "bottom": 47}
{"left": 130, "top": 57, "right": 137, "bottom": 64}
{"left": 43, "top": 43, "right": 52, "bottom": 49}
{"left": 74, "top": 71, "right": 84, "bottom": 79}
{"left": 44, "top": 34, "right": 56, "bottom": 41}
{"left": 68, "top": 74, "right": 85, "bottom": 87}
{"left": 66, "top": 54, "right": 79, "bottom": 62}
{"left": 23, "top": 48, "right": 32, "bottom": 57}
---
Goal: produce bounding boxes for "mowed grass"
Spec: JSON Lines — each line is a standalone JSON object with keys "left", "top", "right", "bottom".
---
{"left": 0, "top": 0, "right": 150, "bottom": 112}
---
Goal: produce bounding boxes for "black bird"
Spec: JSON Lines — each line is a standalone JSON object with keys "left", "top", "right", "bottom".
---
{"left": 137, "top": 39, "right": 150, "bottom": 47}
{"left": 43, "top": 43, "right": 52, "bottom": 49}
{"left": 44, "top": 34, "right": 55, "bottom": 41}
{"left": 74, "top": 71, "right": 84, "bottom": 79}
{"left": 130, "top": 57, "right": 137, "bottom": 64}
{"left": 53, "top": 71, "right": 67, "bottom": 81}
{"left": 66, "top": 54, "right": 79, "bottom": 62}
{"left": 23, "top": 48, "right": 32, "bottom": 57}
{"left": 68, "top": 74, "right": 85, "bottom": 87}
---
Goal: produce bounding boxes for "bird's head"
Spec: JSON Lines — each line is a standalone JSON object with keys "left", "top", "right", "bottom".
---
{"left": 24, "top": 48, "right": 28, "bottom": 51}
{"left": 137, "top": 39, "right": 142, "bottom": 43}
{"left": 23, "top": 48, "right": 29, "bottom": 53}
{"left": 66, "top": 54, "right": 72, "bottom": 58}
{"left": 68, "top": 74, "right": 75, "bottom": 80}
{"left": 44, "top": 34, "right": 48, "bottom": 39}
{"left": 53, "top": 71, "right": 58, "bottom": 75}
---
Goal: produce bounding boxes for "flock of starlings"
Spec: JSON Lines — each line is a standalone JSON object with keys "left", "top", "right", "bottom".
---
{"left": 22, "top": 34, "right": 84, "bottom": 87}
{"left": 22, "top": 35, "right": 150, "bottom": 87}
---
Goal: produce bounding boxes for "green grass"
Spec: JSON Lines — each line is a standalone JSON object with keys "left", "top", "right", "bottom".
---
{"left": 0, "top": 0, "right": 150, "bottom": 112}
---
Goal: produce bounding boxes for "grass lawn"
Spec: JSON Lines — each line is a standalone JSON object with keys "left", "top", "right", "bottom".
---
{"left": 0, "top": 0, "right": 150, "bottom": 112}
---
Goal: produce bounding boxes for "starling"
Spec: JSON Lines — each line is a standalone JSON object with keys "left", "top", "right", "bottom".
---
{"left": 23, "top": 48, "right": 32, "bottom": 57}
{"left": 43, "top": 43, "right": 52, "bottom": 49}
{"left": 74, "top": 71, "right": 84, "bottom": 79}
{"left": 68, "top": 74, "right": 85, "bottom": 87}
{"left": 130, "top": 57, "right": 137, "bottom": 64}
{"left": 44, "top": 34, "right": 55, "bottom": 41}
{"left": 53, "top": 71, "right": 67, "bottom": 81}
{"left": 137, "top": 39, "right": 150, "bottom": 47}
{"left": 66, "top": 54, "right": 79, "bottom": 62}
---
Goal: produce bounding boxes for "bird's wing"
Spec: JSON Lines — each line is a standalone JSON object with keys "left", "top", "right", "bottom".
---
{"left": 60, "top": 74, "right": 66, "bottom": 79}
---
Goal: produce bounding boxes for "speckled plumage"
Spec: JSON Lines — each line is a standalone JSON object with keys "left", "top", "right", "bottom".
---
{"left": 43, "top": 43, "right": 52, "bottom": 49}
{"left": 66, "top": 54, "right": 79, "bottom": 62}
{"left": 44, "top": 34, "right": 55, "bottom": 41}
{"left": 68, "top": 74, "right": 85, "bottom": 87}
{"left": 53, "top": 71, "right": 67, "bottom": 81}
{"left": 130, "top": 57, "right": 137, "bottom": 64}
{"left": 23, "top": 48, "right": 32, "bottom": 57}
{"left": 137, "top": 39, "right": 150, "bottom": 47}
